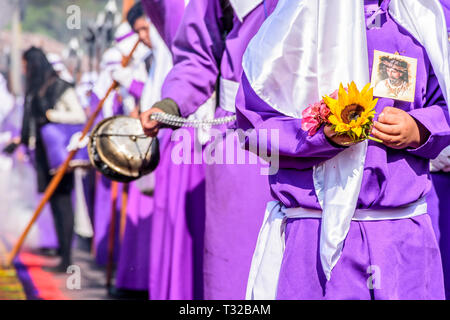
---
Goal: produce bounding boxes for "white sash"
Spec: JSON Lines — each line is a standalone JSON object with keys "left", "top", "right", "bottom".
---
{"left": 229, "top": 0, "right": 263, "bottom": 21}
{"left": 246, "top": 198, "right": 428, "bottom": 300}
{"left": 188, "top": 92, "right": 217, "bottom": 145}
{"left": 219, "top": 77, "right": 240, "bottom": 113}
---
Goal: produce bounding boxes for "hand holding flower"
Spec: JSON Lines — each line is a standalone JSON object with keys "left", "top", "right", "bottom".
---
{"left": 324, "top": 125, "right": 358, "bottom": 147}
{"left": 302, "top": 82, "right": 382, "bottom": 145}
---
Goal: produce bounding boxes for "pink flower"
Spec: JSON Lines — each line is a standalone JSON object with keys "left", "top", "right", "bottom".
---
{"left": 300, "top": 91, "right": 335, "bottom": 136}
{"left": 302, "top": 103, "right": 320, "bottom": 119}
{"left": 319, "top": 102, "right": 331, "bottom": 120}
{"left": 301, "top": 116, "right": 320, "bottom": 136}
{"left": 302, "top": 103, "right": 322, "bottom": 136}
{"left": 329, "top": 89, "right": 339, "bottom": 100}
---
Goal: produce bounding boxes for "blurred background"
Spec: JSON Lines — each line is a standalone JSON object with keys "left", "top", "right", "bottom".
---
{"left": 0, "top": 0, "right": 127, "bottom": 96}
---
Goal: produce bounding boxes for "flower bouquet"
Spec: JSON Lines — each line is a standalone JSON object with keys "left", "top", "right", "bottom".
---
{"left": 301, "top": 81, "right": 382, "bottom": 144}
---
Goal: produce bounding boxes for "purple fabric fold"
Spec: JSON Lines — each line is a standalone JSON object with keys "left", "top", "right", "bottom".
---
{"left": 142, "top": 0, "right": 187, "bottom": 48}
{"left": 40, "top": 123, "right": 89, "bottom": 170}
{"left": 128, "top": 80, "right": 145, "bottom": 100}
{"left": 115, "top": 182, "right": 153, "bottom": 291}
{"left": 148, "top": 128, "right": 206, "bottom": 299}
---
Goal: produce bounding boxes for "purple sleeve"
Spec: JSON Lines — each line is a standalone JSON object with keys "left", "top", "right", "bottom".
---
{"left": 407, "top": 65, "right": 450, "bottom": 159}
{"left": 128, "top": 79, "right": 145, "bottom": 99}
{"left": 89, "top": 91, "right": 100, "bottom": 111}
{"left": 142, "top": 0, "right": 186, "bottom": 48}
{"left": 89, "top": 91, "right": 104, "bottom": 123}
{"left": 160, "top": 0, "right": 225, "bottom": 117}
{"left": 236, "top": 73, "right": 347, "bottom": 170}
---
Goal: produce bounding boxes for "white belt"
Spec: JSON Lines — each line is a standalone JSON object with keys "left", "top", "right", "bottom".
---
{"left": 282, "top": 197, "right": 427, "bottom": 221}
{"left": 246, "top": 198, "right": 428, "bottom": 300}
{"left": 188, "top": 92, "right": 217, "bottom": 145}
{"left": 187, "top": 77, "right": 238, "bottom": 145}
{"left": 219, "top": 77, "right": 240, "bottom": 113}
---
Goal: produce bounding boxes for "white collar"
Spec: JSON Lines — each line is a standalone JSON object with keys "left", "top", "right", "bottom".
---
{"left": 229, "top": 0, "right": 263, "bottom": 21}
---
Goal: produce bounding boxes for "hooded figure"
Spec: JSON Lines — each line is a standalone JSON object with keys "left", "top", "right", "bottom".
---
{"left": 139, "top": 0, "right": 280, "bottom": 300}
{"left": 90, "top": 22, "right": 150, "bottom": 267}
{"left": 238, "top": 0, "right": 449, "bottom": 299}
{"left": 426, "top": 0, "right": 450, "bottom": 299}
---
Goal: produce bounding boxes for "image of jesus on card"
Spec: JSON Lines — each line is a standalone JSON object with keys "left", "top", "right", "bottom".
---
{"left": 371, "top": 50, "right": 417, "bottom": 102}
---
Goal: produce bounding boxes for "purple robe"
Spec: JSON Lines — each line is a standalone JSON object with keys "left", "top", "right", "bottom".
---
{"left": 149, "top": 128, "right": 206, "bottom": 299}
{"left": 142, "top": 0, "right": 204, "bottom": 300}
{"left": 115, "top": 181, "right": 154, "bottom": 290}
{"left": 128, "top": 80, "right": 145, "bottom": 100}
{"left": 36, "top": 204, "right": 59, "bottom": 249}
{"left": 236, "top": 0, "right": 450, "bottom": 299}
{"left": 89, "top": 92, "right": 125, "bottom": 266}
{"left": 159, "top": 0, "right": 279, "bottom": 299}
{"left": 93, "top": 175, "right": 123, "bottom": 266}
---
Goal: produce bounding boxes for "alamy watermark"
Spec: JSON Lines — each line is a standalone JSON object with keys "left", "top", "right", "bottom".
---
{"left": 66, "top": 265, "right": 81, "bottom": 290}
{"left": 367, "top": 265, "right": 381, "bottom": 290}
{"left": 170, "top": 128, "right": 280, "bottom": 176}
{"left": 66, "top": 5, "right": 81, "bottom": 30}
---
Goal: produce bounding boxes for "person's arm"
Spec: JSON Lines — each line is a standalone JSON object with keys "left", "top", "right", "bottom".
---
{"left": 46, "top": 88, "right": 87, "bottom": 124}
{"left": 141, "top": 0, "right": 226, "bottom": 136}
{"left": 236, "top": 73, "right": 348, "bottom": 171}
{"left": 159, "top": 0, "right": 225, "bottom": 118}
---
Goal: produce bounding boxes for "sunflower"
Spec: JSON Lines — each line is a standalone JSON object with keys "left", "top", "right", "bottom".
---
{"left": 323, "top": 81, "right": 378, "bottom": 140}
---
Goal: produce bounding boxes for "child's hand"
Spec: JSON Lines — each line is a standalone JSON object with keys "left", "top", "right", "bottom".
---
{"left": 371, "top": 106, "right": 429, "bottom": 149}
{"left": 324, "top": 125, "right": 358, "bottom": 147}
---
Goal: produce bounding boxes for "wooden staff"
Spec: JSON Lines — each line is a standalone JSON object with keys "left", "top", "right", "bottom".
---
{"left": 119, "top": 183, "right": 129, "bottom": 242}
{"left": 105, "top": 181, "right": 129, "bottom": 289}
{"left": 6, "top": 40, "right": 141, "bottom": 267}
{"left": 122, "top": 0, "right": 135, "bottom": 21}
{"left": 106, "top": 181, "right": 119, "bottom": 289}
{"left": 90, "top": 171, "right": 101, "bottom": 257}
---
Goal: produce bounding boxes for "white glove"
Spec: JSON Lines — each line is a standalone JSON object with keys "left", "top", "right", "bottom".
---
{"left": 67, "top": 131, "right": 90, "bottom": 152}
{"left": 111, "top": 66, "right": 134, "bottom": 89}
{"left": 430, "top": 146, "right": 450, "bottom": 172}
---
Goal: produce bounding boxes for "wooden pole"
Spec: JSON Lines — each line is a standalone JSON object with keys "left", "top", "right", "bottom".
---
{"left": 90, "top": 171, "right": 101, "bottom": 257}
{"left": 106, "top": 181, "right": 119, "bottom": 289}
{"left": 6, "top": 40, "right": 141, "bottom": 267}
{"left": 105, "top": 181, "right": 129, "bottom": 289}
{"left": 122, "top": 0, "right": 135, "bottom": 21}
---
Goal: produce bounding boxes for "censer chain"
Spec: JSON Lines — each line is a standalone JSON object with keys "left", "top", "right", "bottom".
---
{"left": 150, "top": 112, "right": 236, "bottom": 128}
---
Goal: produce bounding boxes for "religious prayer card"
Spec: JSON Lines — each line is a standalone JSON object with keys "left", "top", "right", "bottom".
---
{"left": 371, "top": 50, "right": 418, "bottom": 103}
